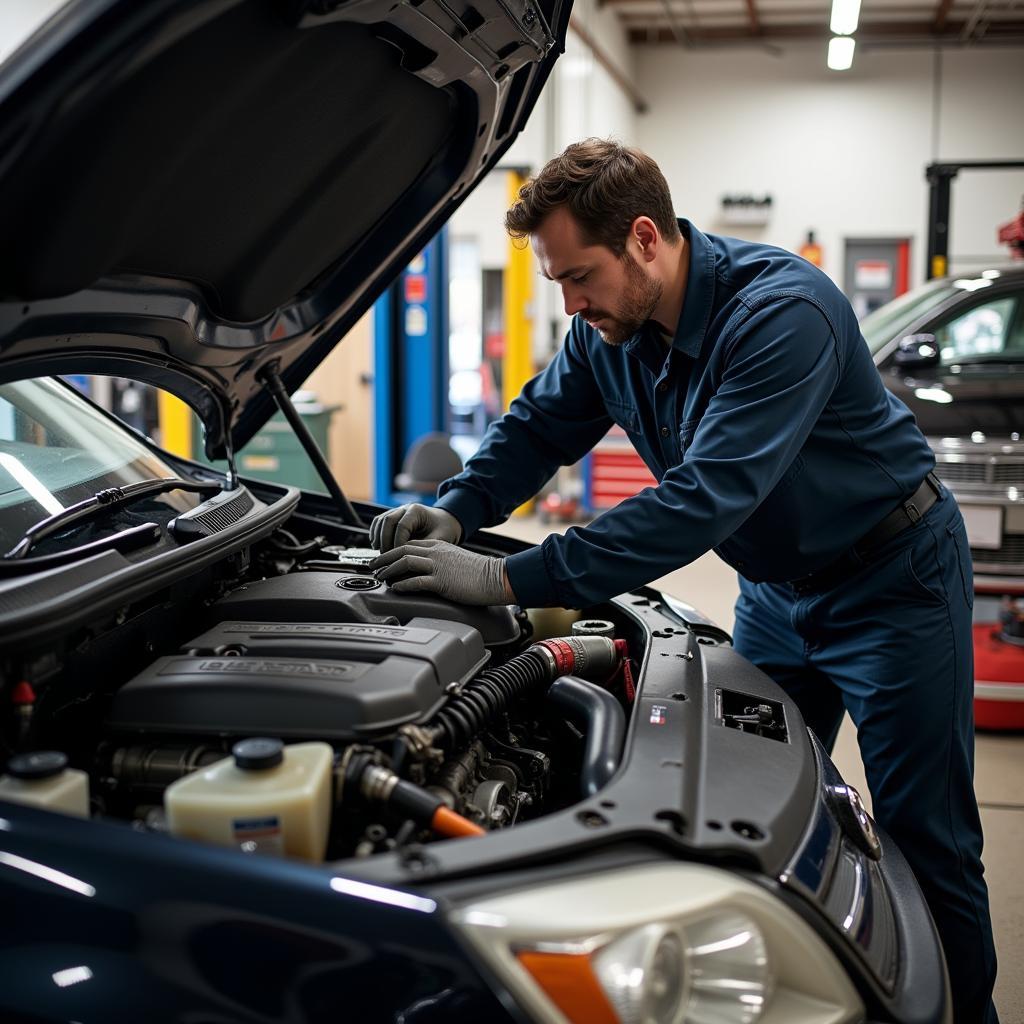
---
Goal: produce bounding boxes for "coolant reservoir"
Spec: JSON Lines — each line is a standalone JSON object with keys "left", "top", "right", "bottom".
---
{"left": 0, "top": 751, "right": 90, "bottom": 817}
{"left": 165, "top": 738, "right": 332, "bottom": 862}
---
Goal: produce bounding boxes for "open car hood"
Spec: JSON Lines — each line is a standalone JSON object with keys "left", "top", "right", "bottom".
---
{"left": 0, "top": 0, "right": 566, "bottom": 457}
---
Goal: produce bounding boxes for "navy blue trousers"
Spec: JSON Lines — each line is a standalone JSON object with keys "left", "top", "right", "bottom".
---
{"left": 733, "top": 491, "right": 998, "bottom": 1023}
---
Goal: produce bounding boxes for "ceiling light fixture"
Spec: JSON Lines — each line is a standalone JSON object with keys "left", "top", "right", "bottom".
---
{"left": 830, "top": 0, "right": 861, "bottom": 35}
{"left": 827, "top": 35, "right": 856, "bottom": 71}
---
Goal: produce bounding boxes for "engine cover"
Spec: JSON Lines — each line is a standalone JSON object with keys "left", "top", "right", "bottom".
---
{"left": 210, "top": 572, "right": 521, "bottom": 650}
{"left": 107, "top": 618, "right": 488, "bottom": 741}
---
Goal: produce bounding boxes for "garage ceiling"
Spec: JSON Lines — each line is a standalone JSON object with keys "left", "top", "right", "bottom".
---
{"left": 612, "top": 0, "right": 1024, "bottom": 48}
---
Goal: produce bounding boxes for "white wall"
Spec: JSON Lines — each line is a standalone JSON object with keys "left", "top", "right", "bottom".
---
{"left": 453, "top": 0, "right": 641, "bottom": 269}
{"left": 549, "top": 0, "right": 638, "bottom": 155}
{"left": 634, "top": 43, "right": 1024, "bottom": 288}
{"left": 449, "top": 0, "right": 641, "bottom": 360}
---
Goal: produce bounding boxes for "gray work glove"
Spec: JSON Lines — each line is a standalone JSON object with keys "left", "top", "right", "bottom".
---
{"left": 369, "top": 503, "right": 463, "bottom": 553}
{"left": 370, "top": 539, "right": 514, "bottom": 606}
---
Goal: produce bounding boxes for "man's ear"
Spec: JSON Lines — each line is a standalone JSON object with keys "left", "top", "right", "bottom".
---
{"left": 630, "top": 216, "right": 659, "bottom": 262}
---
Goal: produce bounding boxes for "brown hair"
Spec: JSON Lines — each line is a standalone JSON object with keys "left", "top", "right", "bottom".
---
{"left": 504, "top": 139, "right": 681, "bottom": 254}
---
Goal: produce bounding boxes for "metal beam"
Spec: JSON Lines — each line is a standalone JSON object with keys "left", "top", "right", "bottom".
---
{"left": 960, "top": 0, "right": 990, "bottom": 41}
{"left": 569, "top": 16, "right": 651, "bottom": 110}
{"left": 656, "top": 0, "right": 691, "bottom": 45}
{"left": 926, "top": 161, "right": 1024, "bottom": 279}
{"left": 934, "top": 0, "right": 955, "bottom": 31}
{"left": 624, "top": 19, "right": 1024, "bottom": 44}
{"left": 607, "top": 0, "right": 938, "bottom": 8}
{"left": 745, "top": 0, "right": 760, "bottom": 34}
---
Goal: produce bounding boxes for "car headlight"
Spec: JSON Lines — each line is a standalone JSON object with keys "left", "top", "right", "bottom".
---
{"left": 450, "top": 863, "right": 864, "bottom": 1024}
{"left": 591, "top": 914, "right": 769, "bottom": 1024}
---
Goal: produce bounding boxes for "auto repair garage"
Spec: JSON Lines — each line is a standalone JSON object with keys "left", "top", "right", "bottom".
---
{"left": 0, "top": 1, "right": 1022, "bottom": 1022}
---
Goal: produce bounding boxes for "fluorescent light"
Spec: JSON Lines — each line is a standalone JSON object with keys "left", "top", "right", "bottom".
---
{"left": 827, "top": 36, "right": 856, "bottom": 70}
{"left": 830, "top": 0, "right": 861, "bottom": 35}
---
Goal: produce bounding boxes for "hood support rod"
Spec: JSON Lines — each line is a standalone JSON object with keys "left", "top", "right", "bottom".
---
{"left": 259, "top": 363, "right": 360, "bottom": 526}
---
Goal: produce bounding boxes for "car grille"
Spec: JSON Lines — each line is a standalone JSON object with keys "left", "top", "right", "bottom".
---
{"left": 971, "top": 534, "right": 1024, "bottom": 568}
{"left": 934, "top": 462, "right": 989, "bottom": 484}
{"left": 933, "top": 457, "right": 1024, "bottom": 487}
{"left": 994, "top": 463, "right": 1024, "bottom": 485}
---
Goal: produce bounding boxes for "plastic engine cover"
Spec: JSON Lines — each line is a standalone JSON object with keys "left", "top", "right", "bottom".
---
{"left": 211, "top": 572, "right": 521, "bottom": 649}
{"left": 107, "top": 618, "right": 489, "bottom": 740}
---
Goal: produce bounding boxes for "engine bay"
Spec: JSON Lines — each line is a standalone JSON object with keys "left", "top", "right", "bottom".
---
{"left": 0, "top": 485, "right": 819, "bottom": 887}
{"left": 1, "top": 524, "right": 641, "bottom": 864}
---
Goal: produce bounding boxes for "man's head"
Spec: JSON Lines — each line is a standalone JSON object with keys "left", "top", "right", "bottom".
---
{"left": 505, "top": 139, "right": 683, "bottom": 345}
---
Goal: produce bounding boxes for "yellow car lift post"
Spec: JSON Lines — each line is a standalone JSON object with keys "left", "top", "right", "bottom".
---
{"left": 157, "top": 390, "right": 193, "bottom": 460}
{"left": 503, "top": 168, "right": 535, "bottom": 516}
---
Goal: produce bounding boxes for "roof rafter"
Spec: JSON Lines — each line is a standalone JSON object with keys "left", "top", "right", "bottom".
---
{"left": 625, "top": 17, "right": 1024, "bottom": 43}
{"left": 934, "top": 0, "right": 955, "bottom": 31}
{"left": 745, "top": 0, "right": 761, "bottom": 34}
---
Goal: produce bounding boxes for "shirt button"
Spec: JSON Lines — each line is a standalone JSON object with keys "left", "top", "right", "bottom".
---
{"left": 658, "top": 382, "right": 667, "bottom": 393}
{"left": 660, "top": 426, "right": 670, "bottom": 437}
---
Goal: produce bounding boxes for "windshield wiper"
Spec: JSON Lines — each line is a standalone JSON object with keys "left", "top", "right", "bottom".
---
{"left": 3, "top": 477, "right": 218, "bottom": 560}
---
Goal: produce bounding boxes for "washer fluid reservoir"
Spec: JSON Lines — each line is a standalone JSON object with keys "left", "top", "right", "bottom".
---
{"left": 0, "top": 751, "right": 90, "bottom": 817}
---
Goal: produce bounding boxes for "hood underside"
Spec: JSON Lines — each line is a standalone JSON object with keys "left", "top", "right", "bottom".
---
{"left": 0, "top": 0, "right": 566, "bottom": 455}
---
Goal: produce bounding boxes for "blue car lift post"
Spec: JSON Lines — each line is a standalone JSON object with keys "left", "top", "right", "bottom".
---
{"left": 372, "top": 228, "right": 450, "bottom": 506}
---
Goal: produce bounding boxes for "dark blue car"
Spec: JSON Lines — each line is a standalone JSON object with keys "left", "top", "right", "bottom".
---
{"left": 0, "top": 2, "right": 949, "bottom": 1021}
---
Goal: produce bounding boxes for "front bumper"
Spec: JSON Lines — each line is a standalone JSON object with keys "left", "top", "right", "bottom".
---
{"left": 772, "top": 735, "right": 951, "bottom": 1024}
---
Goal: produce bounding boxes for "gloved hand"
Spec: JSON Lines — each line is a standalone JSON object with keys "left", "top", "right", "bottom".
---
{"left": 370, "top": 540, "right": 515, "bottom": 606}
{"left": 369, "top": 503, "right": 463, "bottom": 553}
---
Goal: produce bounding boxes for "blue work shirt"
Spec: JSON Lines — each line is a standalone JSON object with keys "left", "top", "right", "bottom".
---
{"left": 436, "top": 220, "right": 935, "bottom": 609}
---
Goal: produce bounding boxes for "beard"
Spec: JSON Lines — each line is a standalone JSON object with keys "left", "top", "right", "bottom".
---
{"left": 586, "top": 252, "right": 663, "bottom": 347}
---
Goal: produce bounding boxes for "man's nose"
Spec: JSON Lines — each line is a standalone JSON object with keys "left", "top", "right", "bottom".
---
{"left": 562, "top": 284, "right": 587, "bottom": 317}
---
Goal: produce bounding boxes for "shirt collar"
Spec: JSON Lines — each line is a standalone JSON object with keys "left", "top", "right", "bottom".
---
{"left": 670, "top": 219, "right": 715, "bottom": 357}
{"left": 623, "top": 219, "right": 715, "bottom": 364}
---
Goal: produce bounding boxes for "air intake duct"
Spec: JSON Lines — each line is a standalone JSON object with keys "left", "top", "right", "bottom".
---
{"left": 424, "top": 636, "right": 619, "bottom": 753}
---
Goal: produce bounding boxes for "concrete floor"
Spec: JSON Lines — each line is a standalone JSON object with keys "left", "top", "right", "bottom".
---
{"left": 493, "top": 514, "right": 1024, "bottom": 1022}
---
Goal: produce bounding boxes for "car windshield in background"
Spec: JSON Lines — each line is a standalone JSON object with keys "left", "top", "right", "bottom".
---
{"left": 0, "top": 378, "right": 193, "bottom": 551}
{"left": 934, "top": 293, "right": 1024, "bottom": 364}
{"left": 860, "top": 279, "right": 960, "bottom": 354}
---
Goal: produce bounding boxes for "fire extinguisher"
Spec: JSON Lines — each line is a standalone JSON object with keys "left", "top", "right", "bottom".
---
{"left": 799, "top": 230, "right": 823, "bottom": 268}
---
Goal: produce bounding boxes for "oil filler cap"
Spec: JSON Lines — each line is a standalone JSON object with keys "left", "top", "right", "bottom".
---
{"left": 336, "top": 576, "right": 380, "bottom": 591}
{"left": 233, "top": 738, "right": 284, "bottom": 771}
{"left": 7, "top": 750, "right": 68, "bottom": 780}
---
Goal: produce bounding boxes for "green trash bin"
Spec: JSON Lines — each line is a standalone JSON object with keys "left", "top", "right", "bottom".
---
{"left": 193, "top": 392, "right": 339, "bottom": 492}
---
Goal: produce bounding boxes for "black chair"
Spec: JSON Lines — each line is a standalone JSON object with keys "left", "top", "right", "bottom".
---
{"left": 394, "top": 432, "right": 463, "bottom": 501}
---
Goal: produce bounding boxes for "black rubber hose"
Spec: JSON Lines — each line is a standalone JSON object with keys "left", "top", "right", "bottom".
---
{"left": 428, "top": 649, "right": 552, "bottom": 752}
{"left": 547, "top": 675, "right": 626, "bottom": 798}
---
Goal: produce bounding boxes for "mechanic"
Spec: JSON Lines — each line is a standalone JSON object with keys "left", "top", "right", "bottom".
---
{"left": 370, "top": 139, "right": 998, "bottom": 1022}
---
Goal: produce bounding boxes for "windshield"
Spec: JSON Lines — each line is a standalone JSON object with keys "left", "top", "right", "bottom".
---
{"left": 0, "top": 378, "right": 198, "bottom": 552}
{"left": 860, "top": 280, "right": 959, "bottom": 355}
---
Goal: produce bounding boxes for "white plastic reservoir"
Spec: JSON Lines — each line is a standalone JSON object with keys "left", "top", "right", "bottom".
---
{"left": 165, "top": 738, "right": 333, "bottom": 862}
{"left": 0, "top": 750, "right": 90, "bottom": 817}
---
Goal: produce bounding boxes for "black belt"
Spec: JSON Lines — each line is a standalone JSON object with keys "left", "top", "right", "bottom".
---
{"left": 789, "top": 472, "right": 943, "bottom": 595}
